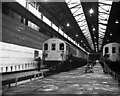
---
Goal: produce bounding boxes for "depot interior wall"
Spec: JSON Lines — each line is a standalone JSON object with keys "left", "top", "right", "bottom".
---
{"left": 0, "top": 13, "right": 50, "bottom": 73}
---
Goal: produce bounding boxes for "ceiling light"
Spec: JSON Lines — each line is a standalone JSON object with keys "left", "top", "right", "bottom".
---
{"left": 110, "top": 33, "right": 112, "bottom": 36}
{"left": 89, "top": 8, "right": 94, "bottom": 14}
{"left": 93, "top": 28, "right": 96, "bottom": 31}
{"left": 76, "top": 34, "right": 78, "bottom": 37}
{"left": 66, "top": 23, "right": 70, "bottom": 27}
{"left": 115, "top": 20, "right": 119, "bottom": 24}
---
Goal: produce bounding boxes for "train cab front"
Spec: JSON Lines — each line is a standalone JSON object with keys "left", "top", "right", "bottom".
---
{"left": 42, "top": 38, "right": 67, "bottom": 69}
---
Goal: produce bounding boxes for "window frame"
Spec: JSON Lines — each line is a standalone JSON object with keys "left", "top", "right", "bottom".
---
{"left": 105, "top": 47, "right": 109, "bottom": 54}
{"left": 51, "top": 43, "right": 56, "bottom": 50}
{"left": 60, "top": 43, "right": 64, "bottom": 50}
{"left": 44, "top": 43, "right": 48, "bottom": 50}
{"left": 112, "top": 47, "right": 116, "bottom": 53}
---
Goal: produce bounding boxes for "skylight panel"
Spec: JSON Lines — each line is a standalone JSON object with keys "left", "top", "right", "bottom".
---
{"left": 99, "top": 24, "right": 107, "bottom": 29}
{"left": 78, "top": 21, "right": 86, "bottom": 27}
{"left": 81, "top": 25, "right": 88, "bottom": 31}
{"left": 99, "top": 38, "right": 103, "bottom": 44}
{"left": 43, "top": 15, "right": 51, "bottom": 26}
{"left": 68, "top": 2, "right": 79, "bottom": 9}
{"left": 68, "top": 36, "right": 70, "bottom": 41}
{"left": 99, "top": 20, "right": 108, "bottom": 24}
{"left": 71, "top": 8, "right": 78, "bottom": 15}
{"left": 73, "top": 41, "right": 76, "bottom": 44}
{"left": 65, "top": 0, "right": 94, "bottom": 50}
{"left": 99, "top": 13, "right": 109, "bottom": 19}
{"left": 99, "top": 5, "right": 111, "bottom": 12}
{"left": 59, "top": 29, "right": 64, "bottom": 36}
{"left": 52, "top": 23, "right": 58, "bottom": 31}
{"left": 64, "top": 33, "right": 68, "bottom": 38}
{"left": 98, "top": 0, "right": 112, "bottom": 50}
{"left": 76, "top": 16, "right": 86, "bottom": 22}
{"left": 71, "top": 39, "right": 74, "bottom": 43}
{"left": 15, "top": 0, "right": 26, "bottom": 7}
{"left": 99, "top": 33, "right": 104, "bottom": 37}
{"left": 99, "top": 28, "right": 106, "bottom": 32}
{"left": 75, "top": 16, "right": 81, "bottom": 21}
{"left": 84, "top": 32, "right": 89, "bottom": 36}
{"left": 100, "top": 0, "right": 113, "bottom": 5}
{"left": 99, "top": 30, "right": 104, "bottom": 33}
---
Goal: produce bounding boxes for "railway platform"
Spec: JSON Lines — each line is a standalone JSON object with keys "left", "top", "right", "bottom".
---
{"left": 2, "top": 69, "right": 49, "bottom": 81}
{"left": 2, "top": 63, "right": 120, "bottom": 95}
{"left": 1, "top": 69, "right": 49, "bottom": 91}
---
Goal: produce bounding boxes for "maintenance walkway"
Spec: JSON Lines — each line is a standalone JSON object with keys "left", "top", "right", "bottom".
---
{"left": 2, "top": 63, "right": 120, "bottom": 95}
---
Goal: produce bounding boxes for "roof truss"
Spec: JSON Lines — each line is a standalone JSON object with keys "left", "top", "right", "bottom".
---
{"left": 65, "top": 0, "right": 94, "bottom": 50}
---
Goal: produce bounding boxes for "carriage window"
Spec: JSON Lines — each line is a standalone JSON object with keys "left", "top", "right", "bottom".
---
{"left": 60, "top": 43, "right": 64, "bottom": 50}
{"left": 105, "top": 47, "right": 109, "bottom": 53}
{"left": 44, "top": 43, "right": 48, "bottom": 50}
{"left": 112, "top": 47, "right": 116, "bottom": 53}
{"left": 52, "top": 43, "right": 56, "bottom": 50}
{"left": 34, "top": 50, "right": 39, "bottom": 58}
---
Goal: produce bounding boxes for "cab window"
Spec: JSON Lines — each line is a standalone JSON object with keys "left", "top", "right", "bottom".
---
{"left": 52, "top": 43, "right": 56, "bottom": 50}
{"left": 105, "top": 47, "right": 109, "bottom": 53}
{"left": 112, "top": 47, "right": 116, "bottom": 53}
{"left": 44, "top": 43, "right": 48, "bottom": 50}
{"left": 60, "top": 43, "right": 64, "bottom": 50}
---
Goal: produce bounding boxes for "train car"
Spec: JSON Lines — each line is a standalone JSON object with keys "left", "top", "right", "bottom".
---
{"left": 102, "top": 42, "right": 120, "bottom": 74}
{"left": 42, "top": 38, "right": 88, "bottom": 69}
{"left": 103, "top": 42, "right": 120, "bottom": 61}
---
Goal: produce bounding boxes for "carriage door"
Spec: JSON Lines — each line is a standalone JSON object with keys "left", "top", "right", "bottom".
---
{"left": 59, "top": 43, "right": 64, "bottom": 60}
{"left": 112, "top": 47, "right": 116, "bottom": 61}
{"left": 48, "top": 43, "right": 59, "bottom": 61}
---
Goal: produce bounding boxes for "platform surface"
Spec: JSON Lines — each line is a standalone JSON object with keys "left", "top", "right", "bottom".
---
{"left": 2, "top": 63, "right": 120, "bottom": 95}
{"left": 2, "top": 69, "right": 48, "bottom": 81}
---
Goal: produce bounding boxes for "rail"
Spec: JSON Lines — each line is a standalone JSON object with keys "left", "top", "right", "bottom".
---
{"left": 103, "top": 62, "right": 120, "bottom": 85}
{"left": 48, "top": 61, "right": 65, "bottom": 72}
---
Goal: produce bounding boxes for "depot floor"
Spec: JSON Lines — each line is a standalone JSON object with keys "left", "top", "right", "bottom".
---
{"left": 2, "top": 63, "right": 120, "bottom": 95}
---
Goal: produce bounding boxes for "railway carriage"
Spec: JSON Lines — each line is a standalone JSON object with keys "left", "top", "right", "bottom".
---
{"left": 103, "top": 42, "right": 120, "bottom": 61}
{"left": 42, "top": 38, "right": 88, "bottom": 69}
{"left": 102, "top": 42, "right": 120, "bottom": 74}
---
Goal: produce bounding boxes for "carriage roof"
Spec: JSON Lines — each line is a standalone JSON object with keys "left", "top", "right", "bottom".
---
{"left": 103, "top": 42, "right": 120, "bottom": 47}
{"left": 43, "top": 38, "right": 66, "bottom": 44}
